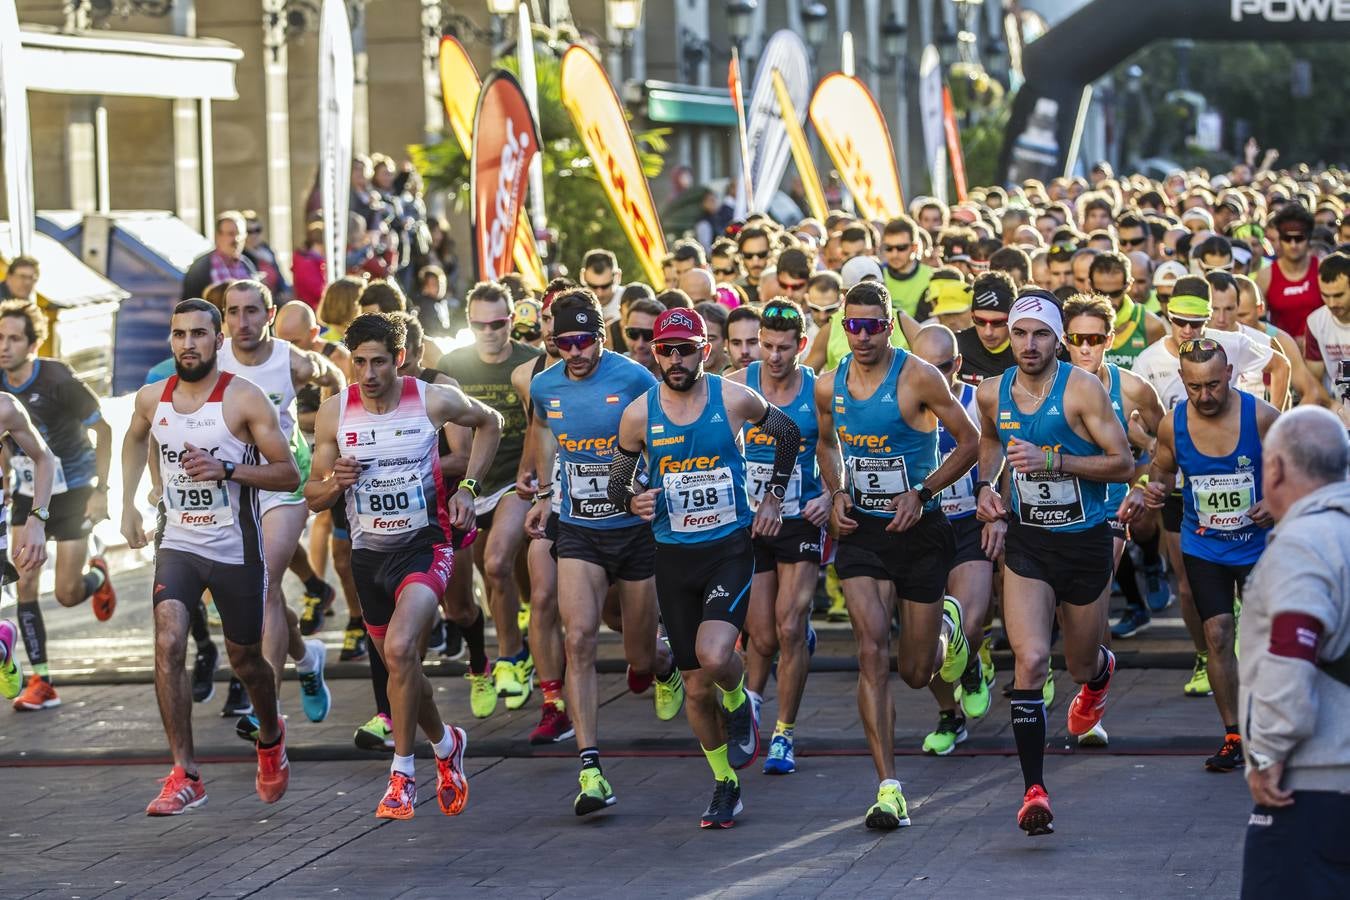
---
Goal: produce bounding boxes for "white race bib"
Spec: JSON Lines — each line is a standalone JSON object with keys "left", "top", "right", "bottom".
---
{"left": 354, "top": 469, "right": 429, "bottom": 535}
{"left": 13, "top": 455, "right": 68, "bottom": 497}
{"left": 163, "top": 470, "right": 234, "bottom": 528}
{"left": 566, "top": 461, "right": 623, "bottom": 520}
{"left": 1013, "top": 472, "right": 1085, "bottom": 528}
{"left": 942, "top": 468, "right": 977, "bottom": 518}
{"left": 1190, "top": 472, "right": 1255, "bottom": 531}
{"left": 746, "top": 461, "right": 802, "bottom": 517}
{"left": 664, "top": 466, "right": 737, "bottom": 533}
{"left": 847, "top": 456, "right": 910, "bottom": 514}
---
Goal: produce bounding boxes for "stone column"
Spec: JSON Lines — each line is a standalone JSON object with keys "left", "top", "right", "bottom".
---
{"left": 261, "top": 0, "right": 294, "bottom": 272}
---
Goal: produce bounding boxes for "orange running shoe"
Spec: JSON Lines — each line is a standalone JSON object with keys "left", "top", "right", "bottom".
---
{"left": 13, "top": 675, "right": 60, "bottom": 711}
{"left": 1017, "top": 784, "right": 1054, "bottom": 836}
{"left": 89, "top": 557, "right": 116, "bottom": 622}
{"left": 255, "top": 719, "right": 290, "bottom": 804}
{"left": 1067, "top": 649, "right": 1115, "bottom": 736}
{"left": 376, "top": 771, "right": 417, "bottom": 820}
{"left": 435, "top": 725, "right": 470, "bottom": 816}
{"left": 146, "top": 766, "right": 208, "bottom": 816}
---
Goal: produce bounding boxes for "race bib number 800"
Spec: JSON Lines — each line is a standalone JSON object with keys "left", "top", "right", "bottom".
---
{"left": 354, "top": 471, "right": 429, "bottom": 535}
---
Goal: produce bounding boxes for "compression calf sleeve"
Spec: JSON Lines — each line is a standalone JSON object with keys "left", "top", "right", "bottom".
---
{"left": 1011, "top": 689, "right": 1047, "bottom": 790}
{"left": 17, "top": 603, "right": 48, "bottom": 676}
{"left": 370, "top": 642, "right": 391, "bottom": 718}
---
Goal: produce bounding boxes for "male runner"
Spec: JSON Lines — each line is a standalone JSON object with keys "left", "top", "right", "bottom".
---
{"left": 524, "top": 288, "right": 683, "bottom": 814}
{"left": 120, "top": 298, "right": 296, "bottom": 815}
{"left": 0, "top": 302, "right": 114, "bottom": 711}
{"left": 608, "top": 307, "right": 801, "bottom": 829}
{"left": 975, "top": 292, "right": 1134, "bottom": 836}
{"left": 307, "top": 312, "right": 501, "bottom": 819}
{"left": 1255, "top": 202, "right": 1320, "bottom": 341}
{"left": 1119, "top": 340, "right": 1278, "bottom": 771}
{"left": 955, "top": 272, "right": 1018, "bottom": 386}
{"left": 219, "top": 280, "right": 342, "bottom": 729}
{"left": 910, "top": 324, "right": 999, "bottom": 755}
{"left": 438, "top": 281, "right": 542, "bottom": 711}
{"left": 1086, "top": 253, "right": 1166, "bottom": 369}
{"left": 726, "top": 301, "right": 829, "bottom": 775}
{"left": 814, "top": 281, "right": 979, "bottom": 829}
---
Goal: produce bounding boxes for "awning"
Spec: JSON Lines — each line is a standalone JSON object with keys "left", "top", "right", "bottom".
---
{"left": 20, "top": 25, "right": 241, "bottom": 101}
{"left": 0, "top": 223, "right": 128, "bottom": 308}
{"left": 645, "top": 81, "right": 736, "bottom": 127}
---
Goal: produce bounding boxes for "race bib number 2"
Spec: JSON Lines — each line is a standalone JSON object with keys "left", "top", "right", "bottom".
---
{"left": 848, "top": 456, "right": 909, "bottom": 513}
{"left": 664, "top": 467, "right": 737, "bottom": 533}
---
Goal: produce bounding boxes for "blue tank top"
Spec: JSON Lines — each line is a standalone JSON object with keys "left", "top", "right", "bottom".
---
{"left": 937, "top": 381, "right": 979, "bottom": 520}
{"left": 834, "top": 348, "right": 939, "bottom": 519}
{"left": 1177, "top": 390, "right": 1268, "bottom": 565}
{"left": 1104, "top": 364, "right": 1129, "bottom": 514}
{"left": 646, "top": 374, "right": 753, "bottom": 545}
{"left": 997, "top": 360, "right": 1107, "bottom": 532}
{"left": 743, "top": 362, "right": 821, "bottom": 520}
{"left": 532, "top": 350, "right": 657, "bottom": 530}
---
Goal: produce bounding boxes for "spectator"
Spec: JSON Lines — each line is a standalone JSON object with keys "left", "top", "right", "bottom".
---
{"left": 243, "top": 211, "right": 290, "bottom": 298}
{"left": 181, "top": 210, "right": 257, "bottom": 301}
{"left": 292, "top": 222, "right": 327, "bottom": 308}
{"left": 360, "top": 278, "right": 408, "bottom": 316}
{"left": 0, "top": 255, "right": 39, "bottom": 301}
{"left": 317, "top": 274, "right": 367, "bottom": 341}
{"left": 412, "top": 264, "right": 453, "bottom": 336}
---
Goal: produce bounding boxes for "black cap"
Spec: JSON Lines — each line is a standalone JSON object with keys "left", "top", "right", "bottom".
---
{"left": 972, "top": 275, "right": 1014, "bottom": 313}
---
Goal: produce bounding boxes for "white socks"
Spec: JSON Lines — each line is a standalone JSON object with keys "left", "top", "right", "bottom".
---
{"left": 391, "top": 753, "right": 416, "bottom": 777}
{"left": 431, "top": 724, "right": 457, "bottom": 760}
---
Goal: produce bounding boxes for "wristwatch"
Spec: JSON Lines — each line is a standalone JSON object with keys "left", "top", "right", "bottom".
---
{"left": 221, "top": 461, "right": 236, "bottom": 481}
{"left": 459, "top": 478, "right": 481, "bottom": 498}
{"left": 914, "top": 481, "right": 934, "bottom": 505}
{"left": 765, "top": 483, "right": 787, "bottom": 503}
{"left": 31, "top": 506, "right": 51, "bottom": 523}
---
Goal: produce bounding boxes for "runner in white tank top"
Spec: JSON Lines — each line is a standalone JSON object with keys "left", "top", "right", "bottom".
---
{"left": 119, "top": 298, "right": 301, "bottom": 818}
{"left": 308, "top": 312, "right": 503, "bottom": 822}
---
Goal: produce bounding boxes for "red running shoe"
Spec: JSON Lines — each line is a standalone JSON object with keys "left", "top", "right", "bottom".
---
{"left": 435, "top": 725, "right": 470, "bottom": 816}
{"left": 1067, "top": 649, "right": 1115, "bottom": 736}
{"left": 627, "top": 665, "right": 654, "bottom": 695}
{"left": 255, "top": 719, "right": 290, "bottom": 804}
{"left": 146, "top": 766, "right": 208, "bottom": 816}
{"left": 377, "top": 771, "right": 417, "bottom": 820}
{"left": 89, "top": 557, "right": 116, "bottom": 622}
{"left": 1017, "top": 784, "right": 1054, "bottom": 836}
{"left": 529, "top": 701, "right": 576, "bottom": 745}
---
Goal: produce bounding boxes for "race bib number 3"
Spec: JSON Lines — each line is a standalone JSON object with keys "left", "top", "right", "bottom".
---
{"left": 1014, "top": 472, "right": 1085, "bottom": 528}
{"left": 163, "top": 471, "right": 234, "bottom": 528}
{"left": 354, "top": 470, "right": 429, "bottom": 535}
{"left": 566, "top": 461, "right": 622, "bottom": 520}
{"left": 664, "top": 467, "right": 737, "bottom": 533}
{"left": 13, "top": 455, "right": 68, "bottom": 497}
{"left": 1191, "top": 472, "right": 1255, "bottom": 531}
{"left": 848, "top": 456, "right": 909, "bottom": 513}
{"left": 746, "top": 461, "right": 801, "bottom": 517}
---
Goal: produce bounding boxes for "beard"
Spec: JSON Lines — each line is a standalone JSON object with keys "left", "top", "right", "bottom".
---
{"left": 660, "top": 360, "right": 702, "bottom": 392}
{"left": 175, "top": 349, "right": 217, "bottom": 382}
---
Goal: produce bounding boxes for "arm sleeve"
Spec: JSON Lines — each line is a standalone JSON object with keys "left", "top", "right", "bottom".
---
{"left": 606, "top": 445, "right": 642, "bottom": 514}
{"left": 752, "top": 404, "right": 802, "bottom": 491}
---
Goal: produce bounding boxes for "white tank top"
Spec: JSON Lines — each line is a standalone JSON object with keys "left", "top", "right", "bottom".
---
{"left": 151, "top": 372, "right": 262, "bottom": 565}
{"left": 338, "top": 377, "right": 450, "bottom": 552}
{"left": 220, "top": 338, "right": 298, "bottom": 441}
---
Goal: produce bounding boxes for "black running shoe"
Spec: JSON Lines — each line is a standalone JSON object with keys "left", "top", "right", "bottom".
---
{"left": 699, "top": 778, "right": 743, "bottom": 829}
{"left": 339, "top": 625, "right": 369, "bottom": 662}
{"left": 1205, "top": 734, "right": 1244, "bottom": 772}
{"left": 220, "top": 677, "right": 252, "bottom": 717}
{"left": 191, "top": 642, "right": 219, "bottom": 703}
{"left": 299, "top": 581, "right": 336, "bottom": 636}
{"left": 442, "top": 621, "right": 465, "bottom": 661}
{"left": 725, "top": 694, "right": 760, "bottom": 770}
{"left": 427, "top": 617, "right": 448, "bottom": 656}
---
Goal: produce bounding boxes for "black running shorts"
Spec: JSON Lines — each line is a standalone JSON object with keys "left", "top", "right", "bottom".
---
{"left": 950, "top": 514, "right": 989, "bottom": 568}
{"left": 1162, "top": 491, "right": 1183, "bottom": 533}
{"left": 556, "top": 521, "right": 655, "bottom": 583}
{"left": 11, "top": 486, "right": 94, "bottom": 543}
{"left": 153, "top": 547, "right": 265, "bottom": 645}
{"left": 351, "top": 544, "right": 454, "bottom": 640}
{"left": 330, "top": 498, "right": 350, "bottom": 541}
{"left": 1182, "top": 554, "right": 1254, "bottom": 622}
{"left": 654, "top": 529, "right": 755, "bottom": 671}
{"left": 834, "top": 508, "right": 955, "bottom": 604}
{"left": 1004, "top": 520, "right": 1113, "bottom": 606}
{"left": 752, "top": 518, "right": 825, "bottom": 573}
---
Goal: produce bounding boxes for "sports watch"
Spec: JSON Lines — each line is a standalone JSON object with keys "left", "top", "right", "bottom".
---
{"left": 765, "top": 483, "right": 787, "bottom": 503}
{"left": 459, "top": 478, "right": 481, "bottom": 499}
{"left": 31, "top": 506, "right": 51, "bottom": 523}
{"left": 914, "top": 481, "right": 934, "bottom": 505}
{"left": 222, "top": 461, "right": 237, "bottom": 481}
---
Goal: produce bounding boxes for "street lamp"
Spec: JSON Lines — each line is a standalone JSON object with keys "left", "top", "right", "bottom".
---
{"left": 881, "top": 13, "right": 906, "bottom": 60}
{"left": 726, "top": 0, "right": 757, "bottom": 59}
{"left": 607, "top": 0, "right": 643, "bottom": 33}
{"left": 801, "top": 2, "right": 829, "bottom": 51}
{"left": 485, "top": 0, "right": 515, "bottom": 14}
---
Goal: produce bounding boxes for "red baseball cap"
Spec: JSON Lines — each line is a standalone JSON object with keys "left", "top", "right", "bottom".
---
{"left": 652, "top": 308, "right": 707, "bottom": 342}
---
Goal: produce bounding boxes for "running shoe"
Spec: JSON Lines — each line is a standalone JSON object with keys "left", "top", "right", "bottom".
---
{"left": 191, "top": 641, "right": 218, "bottom": 703}
{"left": 517, "top": 601, "right": 531, "bottom": 635}
{"left": 1067, "top": 649, "right": 1115, "bottom": 736}
{"left": 725, "top": 691, "right": 761, "bottom": 770}
{"left": 298, "top": 581, "right": 336, "bottom": 636}
{"left": 938, "top": 597, "right": 969, "bottom": 683}
{"left": 626, "top": 664, "right": 654, "bottom": 695}
{"left": 1143, "top": 561, "right": 1172, "bottom": 612}
{"left": 354, "top": 713, "right": 395, "bottom": 751}
{"left": 653, "top": 668, "right": 685, "bottom": 721}
{"left": 221, "top": 677, "right": 252, "bottom": 716}
{"left": 1017, "top": 784, "right": 1054, "bottom": 836}
{"left": 957, "top": 655, "right": 991, "bottom": 720}
{"left": 826, "top": 597, "right": 848, "bottom": 623}
{"left": 442, "top": 621, "right": 465, "bottom": 661}
{"left": 339, "top": 626, "right": 368, "bottom": 662}
{"left": 298, "top": 638, "right": 331, "bottom": 722}
{"left": 426, "top": 617, "right": 448, "bottom": 656}
{"left": 236, "top": 714, "right": 260, "bottom": 743}
{"left": 1043, "top": 666, "right": 1056, "bottom": 710}
{"left": 0, "top": 619, "right": 22, "bottom": 701}
{"left": 979, "top": 634, "right": 995, "bottom": 689}
{"left": 922, "top": 711, "right": 969, "bottom": 756}
{"left": 88, "top": 556, "right": 116, "bottom": 622}
{"left": 806, "top": 622, "right": 817, "bottom": 656}
{"left": 865, "top": 782, "right": 910, "bottom": 830}
{"left": 1205, "top": 734, "right": 1244, "bottom": 773}
{"left": 1111, "top": 606, "right": 1152, "bottom": 639}
{"left": 500, "top": 656, "right": 534, "bottom": 711}
{"left": 255, "top": 720, "right": 289, "bottom": 804}
{"left": 12, "top": 675, "right": 59, "bottom": 711}
{"left": 376, "top": 772, "right": 417, "bottom": 820}
{"left": 528, "top": 701, "right": 575, "bottom": 745}
{"left": 574, "top": 767, "right": 617, "bottom": 816}
{"left": 825, "top": 566, "right": 848, "bottom": 622}
{"left": 699, "top": 778, "right": 743, "bottom": 829}
{"left": 1077, "top": 722, "right": 1109, "bottom": 747}
{"left": 1184, "top": 652, "right": 1212, "bottom": 697}
{"left": 145, "top": 766, "right": 207, "bottom": 816}
{"left": 434, "top": 725, "right": 469, "bottom": 815}
{"left": 205, "top": 599, "right": 222, "bottom": 628}
{"left": 763, "top": 734, "right": 796, "bottom": 775}
{"left": 467, "top": 667, "right": 497, "bottom": 718}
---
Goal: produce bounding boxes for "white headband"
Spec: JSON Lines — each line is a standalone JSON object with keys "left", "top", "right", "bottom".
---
{"left": 1008, "top": 294, "right": 1064, "bottom": 342}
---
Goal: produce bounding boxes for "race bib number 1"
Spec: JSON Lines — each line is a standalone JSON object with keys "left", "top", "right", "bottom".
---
{"left": 566, "top": 461, "right": 622, "bottom": 520}
{"left": 664, "top": 467, "right": 737, "bottom": 533}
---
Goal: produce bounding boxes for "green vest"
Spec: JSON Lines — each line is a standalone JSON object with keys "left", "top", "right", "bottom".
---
{"left": 883, "top": 263, "right": 933, "bottom": 319}
{"left": 1104, "top": 300, "right": 1149, "bottom": 369}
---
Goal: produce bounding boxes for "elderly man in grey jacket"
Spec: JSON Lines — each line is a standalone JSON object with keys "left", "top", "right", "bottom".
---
{"left": 1239, "top": 405, "right": 1350, "bottom": 900}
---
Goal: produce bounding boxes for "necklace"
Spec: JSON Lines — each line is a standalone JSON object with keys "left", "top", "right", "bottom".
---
{"left": 1014, "top": 375, "right": 1051, "bottom": 403}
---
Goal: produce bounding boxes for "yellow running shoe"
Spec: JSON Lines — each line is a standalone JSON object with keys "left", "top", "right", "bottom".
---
{"left": 1184, "top": 652, "right": 1212, "bottom": 697}
{"left": 466, "top": 668, "right": 497, "bottom": 718}
{"left": 517, "top": 601, "right": 531, "bottom": 635}
{"left": 1042, "top": 663, "right": 1055, "bottom": 710}
{"left": 654, "top": 668, "right": 685, "bottom": 720}
{"left": 826, "top": 565, "right": 848, "bottom": 622}
{"left": 865, "top": 782, "right": 911, "bottom": 829}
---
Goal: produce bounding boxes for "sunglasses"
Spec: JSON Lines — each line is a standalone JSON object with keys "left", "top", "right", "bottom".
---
{"left": 470, "top": 317, "right": 511, "bottom": 332}
{"left": 1178, "top": 338, "right": 1221, "bottom": 354}
{"left": 971, "top": 315, "right": 1009, "bottom": 329}
{"left": 713, "top": 266, "right": 738, "bottom": 276}
{"left": 1168, "top": 316, "right": 1208, "bottom": 330}
{"left": 763, "top": 305, "right": 802, "bottom": 320}
{"left": 653, "top": 341, "right": 704, "bottom": 358}
{"left": 777, "top": 277, "right": 807, "bottom": 292}
{"left": 842, "top": 317, "right": 890, "bottom": 335}
{"left": 554, "top": 333, "right": 599, "bottom": 353}
{"left": 931, "top": 357, "right": 958, "bottom": 373}
{"left": 808, "top": 302, "right": 841, "bottom": 314}
{"left": 584, "top": 278, "right": 616, "bottom": 292}
{"left": 1093, "top": 287, "right": 1127, "bottom": 299}
{"left": 741, "top": 250, "right": 770, "bottom": 260}
{"left": 1119, "top": 235, "right": 1147, "bottom": 248}
{"left": 1279, "top": 233, "right": 1308, "bottom": 244}
{"left": 882, "top": 243, "right": 912, "bottom": 253}
{"left": 624, "top": 327, "right": 654, "bottom": 342}
{"left": 1064, "top": 332, "right": 1110, "bottom": 347}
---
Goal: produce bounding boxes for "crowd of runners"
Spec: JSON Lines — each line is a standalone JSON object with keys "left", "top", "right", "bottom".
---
{"left": 1, "top": 159, "right": 1349, "bottom": 837}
